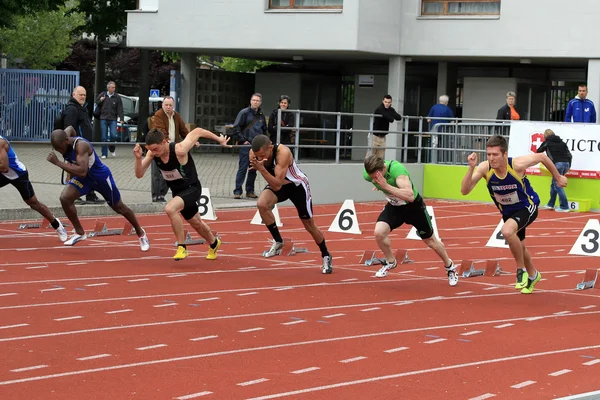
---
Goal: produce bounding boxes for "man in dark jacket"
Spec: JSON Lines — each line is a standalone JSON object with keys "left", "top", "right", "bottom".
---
{"left": 95, "top": 81, "right": 124, "bottom": 158}
{"left": 371, "top": 94, "right": 402, "bottom": 158}
{"left": 537, "top": 129, "right": 572, "bottom": 212}
{"left": 54, "top": 86, "right": 102, "bottom": 204}
{"left": 233, "top": 93, "right": 267, "bottom": 199}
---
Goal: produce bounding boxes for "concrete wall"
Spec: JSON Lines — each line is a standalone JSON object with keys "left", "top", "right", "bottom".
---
{"left": 462, "top": 77, "right": 517, "bottom": 120}
{"left": 298, "top": 163, "right": 424, "bottom": 204}
{"left": 255, "top": 72, "right": 302, "bottom": 121}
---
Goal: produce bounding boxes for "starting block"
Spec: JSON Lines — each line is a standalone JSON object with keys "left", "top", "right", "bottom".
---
{"left": 88, "top": 221, "right": 136, "bottom": 237}
{"left": 173, "top": 231, "right": 219, "bottom": 246}
{"left": 360, "top": 249, "right": 413, "bottom": 267}
{"left": 262, "top": 237, "right": 308, "bottom": 257}
{"left": 576, "top": 269, "right": 598, "bottom": 290}
{"left": 459, "top": 260, "right": 506, "bottom": 278}
{"left": 18, "top": 218, "right": 69, "bottom": 230}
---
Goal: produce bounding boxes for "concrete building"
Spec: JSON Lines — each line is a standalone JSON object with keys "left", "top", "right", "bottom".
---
{"left": 127, "top": 0, "right": 598, "bottom": 160}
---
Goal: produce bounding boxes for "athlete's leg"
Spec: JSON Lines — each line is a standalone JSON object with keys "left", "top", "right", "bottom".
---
{"left": 421, "top": 235, "right": 452, "bottom": 267}
{"left": 374, "top": 221, "right": 395, "bottom": 263}
{"left": 60, "top": 184, "right": 86, "bottom": 235}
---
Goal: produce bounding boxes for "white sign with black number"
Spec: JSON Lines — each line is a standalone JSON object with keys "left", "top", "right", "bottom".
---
{"left": 569, "top": 219, "right": 600, "bottom": 257}
{"left": 198, "top": 188, "right": 217, "bottom": 220}
{"left": 250, "top": 204, "right": 283, "bottom": 227}
{"left": 328, "top": 199, "right": 361, "bottom": 234}
{"left": 485, "top": 219, "right": 509, "bottom": 248}
{"left": 406, "top": 206, "right": 440, "bottom": 240}
{"left": 569, "top": 201, "right": 580, "bottom": 211}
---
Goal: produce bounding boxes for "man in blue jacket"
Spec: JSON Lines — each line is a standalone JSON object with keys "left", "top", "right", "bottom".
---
{"left": 565, "top": 84, "right": 596, "bottom": 123}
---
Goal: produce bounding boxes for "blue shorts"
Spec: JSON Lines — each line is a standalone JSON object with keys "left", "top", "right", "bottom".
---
{"left": 68, "top": 173, "right": 121, "bottom": 206}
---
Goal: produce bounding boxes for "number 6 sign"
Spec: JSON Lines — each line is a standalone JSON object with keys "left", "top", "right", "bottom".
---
{"left": 328, "top": 199, "right": 362, "bottom": 234}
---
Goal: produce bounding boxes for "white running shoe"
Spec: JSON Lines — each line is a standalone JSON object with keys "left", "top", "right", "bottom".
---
{"left": 56, "top": 219, "right": 68, "bottom": 242}
{"left": 445, "top": 260, "right": 459, "bottom": 287}
{"left": 375, "top": 259, "right": 397, "bottom": 278}
{"left": 139, "top": 229, "right": 150, "bottom": 252}
{"left": 263, "top": 241, "right": 284, "bottom": 258}
{"left": 322, "top": 255, "right": 333, "bottom": 274}
{"left": 64, "top": 233, "right": 87, "bottom": 246}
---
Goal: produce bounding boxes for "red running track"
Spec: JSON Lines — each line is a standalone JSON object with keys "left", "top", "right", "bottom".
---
{"left": 0, "top": 200, "right": 599, "bottom": 400}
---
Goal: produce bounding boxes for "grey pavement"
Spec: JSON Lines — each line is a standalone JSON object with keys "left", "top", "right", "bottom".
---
{"left": 1, "top": 142, "right": 266, "bottom": 221}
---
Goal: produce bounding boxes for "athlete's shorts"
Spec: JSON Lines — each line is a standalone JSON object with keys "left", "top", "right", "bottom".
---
{"left": 267, "top": 182, "right": 313, "bottom": 220}
{"left": 0, "top": 171, "right": 35, "bottom": 201}
{"left": 502, "top": 204, "right": 538, "bottom": 241}
{"left": 68, "top": 173, "right": 121, "bottom": 207}
{"left": 173, "top": 185, "right": 201, "bottom": 221}
{"left": 377, "top": 195, "right": 434, "bottom": 239}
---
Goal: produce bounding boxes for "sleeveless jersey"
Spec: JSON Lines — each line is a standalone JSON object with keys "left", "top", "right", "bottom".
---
{"left": 63, "top": 137, "right": 110, "bottom": 180}
{"left": 153, "top": 142, "right": 199, "bottom": 192}
{"left": 363, "top": 160, "right": 419, "bottom": 206}
{"left": 486, "top": 157, "right": 540, "bottom": 216}
{"left": 266, "top": 144, "right": 311, "bottom": 193}
{"left": 0, "top": 134, "right": 27, "bottom": 179}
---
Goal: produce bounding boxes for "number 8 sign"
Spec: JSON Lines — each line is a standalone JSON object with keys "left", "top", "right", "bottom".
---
{"left": 198, "top": 188, "right": 217, "bottom": 220}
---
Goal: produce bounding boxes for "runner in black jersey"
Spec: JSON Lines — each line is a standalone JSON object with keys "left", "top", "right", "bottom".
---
{"left": 134, "top": 127, "right": 230, "bottom": 261}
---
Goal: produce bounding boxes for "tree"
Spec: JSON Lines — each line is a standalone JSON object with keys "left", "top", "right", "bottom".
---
{"left": 217, "top": 57, "right": 278, "bottom": 73}
{"left": 73, "top": 0, "right": 136, "bottom": 41}
{"left": 0, "top": 4, "right": 86, "bottom": 69}
{"left": 0, "top": 0, "right": 64, "bottom": 29}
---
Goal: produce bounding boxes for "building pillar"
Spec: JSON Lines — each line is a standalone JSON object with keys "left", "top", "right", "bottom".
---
{"left": 386, "top": 56, "right": 406, "bottom": 161}
{"left": 437, "top": 62, "right": 448, "bottom": 101}
{"left": 587, "top": 59, "right": 600, "bottom": 121}
{"left": 179, "top": 53, "right": 197, "bottom": 126}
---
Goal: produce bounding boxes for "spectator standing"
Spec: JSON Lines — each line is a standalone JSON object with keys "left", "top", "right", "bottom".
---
{"left": 371, "top": 94, "right": 402, "bottom": 158}
{"left": 496, "top": 91, "right": 521, "bottom": 121}
{"left": 151, "top": 96, "right": 189, "bottom": 203}
{"left": 536, "top": 129, "right": 572, "bottom": 212}
{"left": 232, "top": 93, "right": 267, "bottom": 199}
{"left": 426, "top": 95, "right": 454, "bottom": 130}
{"left": 95, "top": 81, "right": 124, "bottom": 159}
{"left": 267, "top": 95, "right": 295, "bottom": 145}
{"left": 565, "top": 84, "right": 597, "bottom": 123}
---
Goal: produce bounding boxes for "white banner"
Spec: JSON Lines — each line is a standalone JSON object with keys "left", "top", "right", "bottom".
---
{"left": 508, "top": 121, "right": 600, "bottom": 179}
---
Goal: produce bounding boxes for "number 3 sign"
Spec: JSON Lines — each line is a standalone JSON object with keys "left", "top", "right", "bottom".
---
{"left": 569, "top": 219, "right": 600, "bottom": 257}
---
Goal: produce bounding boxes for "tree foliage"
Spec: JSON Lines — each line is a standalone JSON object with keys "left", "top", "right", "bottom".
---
{"left": 217, "top": 57, "right": 277, "bottom": 73}
{"left": 73, "top": 0, "right": 136, "bottom": 39}
{"left": 0, "top": 3, "right": 86, "bottom": 69}
{"left": 0, "top": 0, "right": 64, "bottom": 29}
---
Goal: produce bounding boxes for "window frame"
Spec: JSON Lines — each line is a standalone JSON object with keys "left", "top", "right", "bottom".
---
{"left": 421, "top": 0, "right": 500, "bottom": 16}
{"left": 269, "top": 0, "right": 343, "bottom": 10}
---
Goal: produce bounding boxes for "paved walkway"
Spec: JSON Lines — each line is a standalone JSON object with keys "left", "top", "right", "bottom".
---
{"left": 2, "top": 143, "right": 265, "bottom": 220}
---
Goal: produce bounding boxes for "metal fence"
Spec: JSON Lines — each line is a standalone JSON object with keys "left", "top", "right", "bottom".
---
{"left": 0, "top": 69, "right": 80, "bottom": 141}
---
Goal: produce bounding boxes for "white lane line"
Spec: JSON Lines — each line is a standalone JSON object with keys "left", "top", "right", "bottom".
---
{"left": 105, "top": 309, "right": 132, "bottom": 314}
{"left": 554, "top": 311, "right": 571, "bottom": 315}
{"left": 580, "top": 305, "right": 596, "bottom": 310}
{"left": 196, "top": 297, "right": 219, "bottom": 302}
{"left": 237, "top": 292, "right": 258, "bottom": 296}
{"left": 322, "top": 313, "right": 345, "bottom": 319}
{"left": 360, "top": 307, "right": 380, "bottom": 312}
{"left": 11, "top": 365, "right": 48, "bottom": 372}
{"left": 153, "top": 303, "right": 177, "bottom": 308}
{"left": 583, "top": 359, "right": 600, "bottom": 366}
{"left": 493, "top": 323, "right": 514, "bottom": 329}
{"left": 54, "top": 316, "right": 83, "bottom": 322}
{"left": 469, "top": 394, "right": 495, "bottom": 400}
{"left": 424, "top": 338, "right": 446, "bottom": 344}
{"left": 511, "top": 380, "right": 536, "bottom": 389}
{"left": 85, "top": 283, "right": 109, "bottom": 287}
{"left": 281, "top": 320, "right": 306, "bottom": 326}
{"left": 135, "top": 344, "right": 167, "bottom": 351}
{"left": 239, "top": 327, "right": 264, "bottom": 333}
{"left": 456, "top": 291, "right": 473, "bottom": 295}
{"left": 273, "top": 287, "right": 293, "bottom": 291}
{"left": 549, "top": 369, "right": 572, "bottom": 376}
{"left": 128, "top": 278, "right": 150, "bottom": 282}
{"left": 555, "top": 274, "right": 569, "bottom": 278}
{"left": 384, "top": 347, "right": 409, "bottom": 353}
{"left": 40, "top": 287, "right": 64, "bottom": 292}
{"left": 425, "top": 267, "right": 439, "bottom": 270}
{"left": 77, "top": 354, "right": 111, "bottom": 361}
{"left": 525, "top": 316, "right": 545, "bottom": 321}
{"left": 0, "top": 293, "right": 17, "bottom": 297}
{"left": 236, "top": 247, "right": 253, "bottom": 251}
{"left": 339, "top": 356, "right": 366, "bottom": 363}
{"left": 341, "top": 278, "right": 358, "bottom": 282}
{"left": 238, "top": 378, "right": 269, "bottom": 386}
{"left": 238, "top": 267, "right": 257, "bottom": 270}
{"left": 461, "top": 331, "right": 482, "bottom": 336}
{"left": 175, "top": 391, "right": 213, "bottom": 399}
{"left": 189, "top": 335, "right": 218, "bottom": 342}
{"left": 483, "top": 286, "right": 501, "bottom": 291}
{"left": 25, "top": 266, "right": 47, "bottom": 270}
{"left": 0, "top": 324, "right": 29, "bottom": 330}
{"left": 167, "top": 274, "right": 187, "bottom": 278}
{"left": 291, "top": 367, "right": 320, "bottom": 374}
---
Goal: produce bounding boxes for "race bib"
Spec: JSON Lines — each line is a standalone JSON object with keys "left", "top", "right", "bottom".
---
{"left": 386, "top": 195, "right": 407, "bottom": 206}
{"left": 493, "top": 191, "right": 519, "bottom": 205}
{"left": 160, "top": 169, "right": 183, "bottom": 181}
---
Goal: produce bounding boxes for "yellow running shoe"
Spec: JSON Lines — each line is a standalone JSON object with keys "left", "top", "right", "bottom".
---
{"left": 521, "top": 271, "right": 542, "bottom": 294}
{"left": 206, "top": 238, "right": 221, "bottom": 260}
{"left": 173, "top": 246, "right": 188, "bottom": 261}
{"left": 515, "top": 269, "right": 529, "bottom": 290}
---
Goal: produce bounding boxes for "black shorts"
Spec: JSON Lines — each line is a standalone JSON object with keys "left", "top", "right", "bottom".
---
{"left": 173, "top": 185, "right": 201, "bottom": 221}
{"left": 502, "top": 204, "right": 538, "bottom": 241}
{"left": 0, "top": 171, "right": 35, "bottom": 201}
{"left": 267, "top": 182, "right": 313, "bottom": 220}
{"left": 377, "top": 195, "right": 434, "bottom": 239}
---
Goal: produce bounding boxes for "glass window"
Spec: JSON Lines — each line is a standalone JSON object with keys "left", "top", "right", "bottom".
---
{"left": 270, "top": 0, "right": 342, "bottom": 9}
{"left": 422, "top": 0, "right": 500, "bottom": 15}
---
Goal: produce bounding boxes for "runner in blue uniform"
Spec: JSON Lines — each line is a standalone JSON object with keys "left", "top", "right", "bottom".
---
{"left": 48, "top": 129, "right": 149, "bottom": 250}
{"left": 0, "top": 134, "right": 68, "bottom": 241}
{"left": 461, "top": 135, "right": 567, "bottom": 294}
